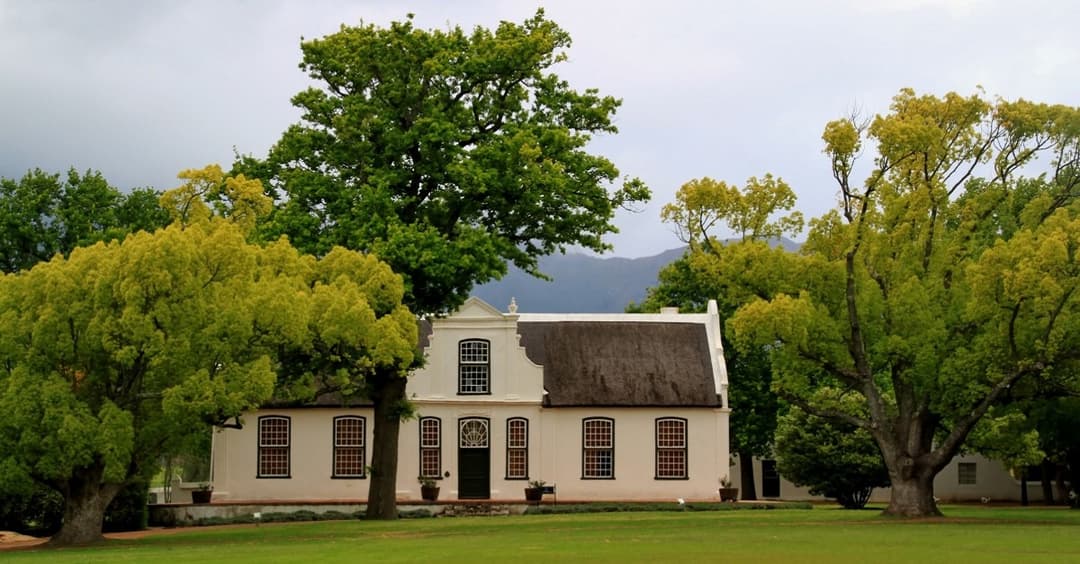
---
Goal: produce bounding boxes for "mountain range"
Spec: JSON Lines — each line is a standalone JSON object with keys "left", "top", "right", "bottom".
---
{"left": 473, "top": 238, "right": 800, "bottom": 313}
{"left": 472, "top": 247, "right": 686, "bottom": 313}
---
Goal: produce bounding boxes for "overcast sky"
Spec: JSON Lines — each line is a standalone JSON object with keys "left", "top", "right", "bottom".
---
{"left": 1, "top": 0, "right": 1077, "bottom": 257}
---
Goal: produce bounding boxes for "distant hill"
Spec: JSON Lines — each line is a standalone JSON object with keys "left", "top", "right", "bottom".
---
{"left": 473, "top": 247, "right": 686, "bottom": 313}
{"left": 473, "top": 238, "right": 800, "bottom": 313}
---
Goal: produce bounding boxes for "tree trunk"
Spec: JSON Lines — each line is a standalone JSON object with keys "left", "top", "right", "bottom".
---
{"left": 1020, "top": 468, "right": 1028, "bottom": 506}
{"left": 1054, "top": 466, "right": 1069, "bottom": 506}
{"left": 48, "top": 469, "right": 122, "bottom": 546}
{"left": 738, "top": 450, "right": 758, "bottom": 500}
{"left": 882, "top": 472, "right": 940, "bottom": 518}
{"left": 1041, "top": 460, "right": 1055, "bottom": 504}
{"left": 366, "top": 374, "right": 408, "bottom": 520}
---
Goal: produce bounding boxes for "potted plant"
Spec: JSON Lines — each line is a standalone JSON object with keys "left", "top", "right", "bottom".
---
{"left": 718, "top": 476, "right": 739, "bottom": 502}
{"left": 191, "top": 482, "right": 213, "bottom": 504}
{"left": 524, "top": 479, "right": 546, "bottom": 503}
{"left": 418, "top": 476, "right": 440, "bottom": 502}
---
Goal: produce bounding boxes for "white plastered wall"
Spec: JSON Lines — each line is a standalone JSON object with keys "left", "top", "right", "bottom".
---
{"left": 211, "top": 297, "right": 731, "bottom": 502}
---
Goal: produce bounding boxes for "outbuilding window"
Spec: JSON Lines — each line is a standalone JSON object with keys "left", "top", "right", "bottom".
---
{"left": 958, "top": 462, "right": 977, "bottom": 485}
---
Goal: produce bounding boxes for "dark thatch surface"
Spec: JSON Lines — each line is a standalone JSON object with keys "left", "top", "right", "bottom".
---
{"left": 517, "top": 321, "right": 720, "bottom": 407}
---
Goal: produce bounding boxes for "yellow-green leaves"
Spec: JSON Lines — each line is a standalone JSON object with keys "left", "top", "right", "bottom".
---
{"left": 0, "top": 219, "right": 414, "bottom": 494}
{"left": 160, "top": 164, "right": 271, "bottom": 234}
{"left": 661, "top": 174, "right": 803, "bottom": 246}
{"left": 966, "top": 208, "right": 1080, "bottom": 362}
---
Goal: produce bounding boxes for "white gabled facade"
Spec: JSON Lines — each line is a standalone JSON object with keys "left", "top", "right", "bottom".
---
{"left": 211, "top": 297, "right": 731, "bottom": 503}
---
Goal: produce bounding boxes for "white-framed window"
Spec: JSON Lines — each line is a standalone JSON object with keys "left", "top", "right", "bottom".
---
{"left": 506, "top": 418, "right": 528, "bottom": 479}
{"left": 419, "top": 417, "right": 441, "bottom": 478}
{"left": 458, "top": 339, "right": 490, "bottom": 394}
{"left": 258, "top": 416, "right": 290, "bottom": 478}
{"left": 655, "top": 418, "right": 688, "bottom": 479}
{"left": 582, "top": 417, "right": 614, "bottom": 479}
{"left": 333, "top": 416, "right": 366, "bottom": 478}
{"left": 459, "top": 418, "right": 489, "bottom": 448}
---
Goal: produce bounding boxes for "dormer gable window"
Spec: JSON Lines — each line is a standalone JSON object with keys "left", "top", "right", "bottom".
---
{"left": 458, "top": 339, "right": 490, "bottom": 394}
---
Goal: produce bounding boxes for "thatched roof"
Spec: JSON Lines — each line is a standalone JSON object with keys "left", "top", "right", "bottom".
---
{"left": 517, "top": 321, "right": 721, "bottom": 407}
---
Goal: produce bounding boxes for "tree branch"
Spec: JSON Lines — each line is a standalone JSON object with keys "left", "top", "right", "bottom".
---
{"left": 779, "top": 391, "right": 871, "bottom": 430}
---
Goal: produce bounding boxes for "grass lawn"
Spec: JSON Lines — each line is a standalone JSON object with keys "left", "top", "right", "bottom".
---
{"left": 5, "top": 505, "right": 1079, "bottom": 563}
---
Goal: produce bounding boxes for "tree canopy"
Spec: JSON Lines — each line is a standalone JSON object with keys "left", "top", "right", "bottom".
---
{"left": 729, "top": 89, "right": 1080, "bottom": 516}
{"left": 243, "top": 9, "right": 648, "bottom": 315}
{"left": 633, "top": 174, "right": 805, "bottom": 499}
{"left": 241, "top": 10, "right": 648, "bottom": 518}
{"left": 0, "top": 213, "right": 415, "bottom": 545}
{"left": 774, "top": 400, "right": 890, "bottom": 509}
{"left": 0, "top": 168, "right": 170, "bottom": 273}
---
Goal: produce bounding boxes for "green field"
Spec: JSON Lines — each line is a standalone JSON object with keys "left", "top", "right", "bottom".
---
{"left": 6, "top": 506, "right": 1080, "bottom": 563}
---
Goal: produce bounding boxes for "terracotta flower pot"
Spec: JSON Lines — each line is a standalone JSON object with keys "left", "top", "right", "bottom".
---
{"left": 421, "top": 485, "right": 440, "bottom": 501}
{"left": 191, "top": 489, "right": 213, "bottom": 504}
{"left": 718, "top": 487, "right": 739, "bottom": 502}
{"left": 524, "top": 487, "right": 544, "bottom": 503}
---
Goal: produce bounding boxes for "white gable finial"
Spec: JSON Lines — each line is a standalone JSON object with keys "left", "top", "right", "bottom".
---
{"left": 508, "top": 297, "right": 518, "bottom": 314}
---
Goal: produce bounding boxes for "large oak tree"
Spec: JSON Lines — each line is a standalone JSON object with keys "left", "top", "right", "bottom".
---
{"left": 241, "top": 10, "right": 648, "bottom": 518}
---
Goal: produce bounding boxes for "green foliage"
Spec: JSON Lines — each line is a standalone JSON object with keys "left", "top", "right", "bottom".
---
{"left": 0, "top": 218, "right": 416, "bottom": 541}
{"left": 729, "top": 88, "right": 1080, "bottom": 516}
{"left": 0, "top": 482, "right": 63, "bottom": 535}
{"left": 0, "top": 168, "right": 171, "bottom": 273}
{"left": 661, "top": 175, "right": 803, "bottom": 245}
{"left": 243, "top": 9, "right": 649, "bottom": 316}
{"left": 153, "top": 508, "right": 439, "bottom": 528}
{"left": 774, "top": 404, "right": 890, "bottom": 509}
{"left": 103, "top": 480, "right": 149, "bottom": 532}
{"left": 160, "top": 164, "right": 272, "bottom": 234}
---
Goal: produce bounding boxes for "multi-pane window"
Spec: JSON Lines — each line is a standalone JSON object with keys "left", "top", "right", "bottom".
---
{"left": 419, "top": 417, "right": 441, "bottom": 478}
{"left": 333, "top": 416, "right": 366, "bottom": 478}
{"left": 506, "top": 418, "right": 529, "bottom": 479}
{"left": 458, "top": 339, "right": 490, "bottom": 394}
{"left": 958, "top": 462, "right": 977, "bottom": 485}
{"left": 258, "top": 416, "right": 290, "bottom": 478}
{"left": 655, "top": 418, "right": 688, "bottom": 479}
{"left": 582, "top": 418, "right": 614, "bottom": 479}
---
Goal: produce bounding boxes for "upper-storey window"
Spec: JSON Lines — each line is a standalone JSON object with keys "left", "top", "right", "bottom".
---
{"left": 458, "top": 339, "right": 490, "bottom": 394}
{"left": 258, "top": 416, "right": 290, "bottom": 478}
{"left": 333, "top": 416, "right": 366, "bottom": 478}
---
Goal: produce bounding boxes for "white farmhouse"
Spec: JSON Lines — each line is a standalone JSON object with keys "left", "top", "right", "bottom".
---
{"left": 210, "top": 297, "right": 731, "bottom": 502}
